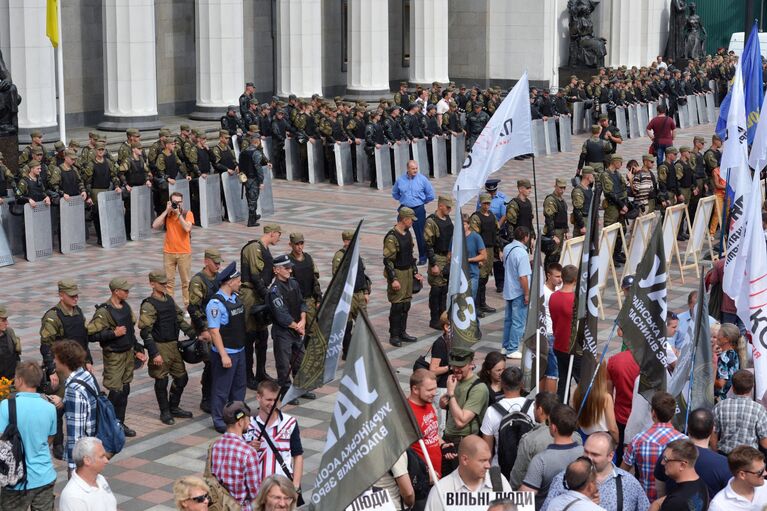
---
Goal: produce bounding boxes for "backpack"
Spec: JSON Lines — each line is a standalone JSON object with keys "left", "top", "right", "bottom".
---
{"left": 493, "top": 398, "right": 534, "bottom": 480}
{"left": 404, "top": 447, "right": 431, "bottom": 502}
{"left": 204, "top": 441, "right": 243, "bottom": 511}
{"left": 0, "top": 398, "right": 26, "bottom": 488}
{"left": 71, "top": 378, "right": 125, "bottom": 455}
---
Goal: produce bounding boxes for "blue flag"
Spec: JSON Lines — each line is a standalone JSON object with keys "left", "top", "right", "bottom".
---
{"left": 717, "top": 21, "right": 763, "bottom": 144}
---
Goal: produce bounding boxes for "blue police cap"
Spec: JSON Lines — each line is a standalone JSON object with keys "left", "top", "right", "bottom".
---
{"left": 218, "top": 262, "right": 241, "bottom": 283}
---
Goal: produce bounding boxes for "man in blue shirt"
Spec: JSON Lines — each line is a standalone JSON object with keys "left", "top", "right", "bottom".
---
{"left": 392, "top": 160, "right": 435, "bottom": 265}
{"left": 206, "top": 262, "right": 247, "bottom": 433}
{"left": 483, "top": 179, "right": 508, "bottom": 293}
{"left": 502, "top": 226, "right": 532, "bottom": 359}
{"left": 0, "top": 361, "right": 57, "bottom": 508}
{"left": 463, "top": 215, "right": 487, "bottom": 301}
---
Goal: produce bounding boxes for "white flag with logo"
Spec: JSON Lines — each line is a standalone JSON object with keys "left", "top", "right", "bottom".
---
{"left": 721, "top": 58, "right": 752, "bottom": 299}
{"left": 453, "top": 72, "right": 533, "bottom": 207}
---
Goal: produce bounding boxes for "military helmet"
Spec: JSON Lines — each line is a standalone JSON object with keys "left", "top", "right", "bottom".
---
{"left": 178, "top": 337, "right": 209, "bottom": 364}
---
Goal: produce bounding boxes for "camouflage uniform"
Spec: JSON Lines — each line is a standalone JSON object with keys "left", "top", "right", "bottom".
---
{"left": 423, "top": 198, "right": 454, "bottom": 328}
{"left": 384, "top": 209, "right": 418, "bottom": 346}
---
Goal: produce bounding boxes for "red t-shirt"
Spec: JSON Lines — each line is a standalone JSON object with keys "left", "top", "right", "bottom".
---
{"left": 646, "top": 115, "right": 676, "bottom": 146}
{"left": 408, "top": 399, "right": 442, "bottom": 477}
{"left": 607, "top": 350, "right": 640, "bottom": 424}
{"left": 549, "top": 290, "right": 575, "bottom": 353}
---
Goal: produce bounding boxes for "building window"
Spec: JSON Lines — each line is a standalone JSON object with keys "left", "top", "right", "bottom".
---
{"left": 342, "top": 0, "right": 348, "bottom": 72}
{"left": 402, "top": 0, "right": 410, "bottom": 67}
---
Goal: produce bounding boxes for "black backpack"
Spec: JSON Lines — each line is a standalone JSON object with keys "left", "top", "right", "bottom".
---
{"left": 403, "top": 448, "right": 431, "bottom": 503}
{"left": 493, "top": 398, "right": 534, "bottom": 480}
{"left": 0, "top": 397, "right": 26, "bottom": 488}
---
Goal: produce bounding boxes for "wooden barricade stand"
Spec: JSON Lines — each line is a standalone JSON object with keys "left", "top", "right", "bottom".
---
{"left": 623, "top": 212, "right": 660, "bottom": 280}
{"left": 661, "top": 203, "right": 688, "bottom": 284}
{"left": 598, "top": 222, "right": 627, "bottom": 309}
{"left": 558, "top": 235, "right": 585, "bottom": 267}
{"left": 682, "top": 195, "right": 717, "bottom": 275}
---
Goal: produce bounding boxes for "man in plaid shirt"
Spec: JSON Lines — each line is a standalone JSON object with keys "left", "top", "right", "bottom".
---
{"left": 210, "top": 401, "right": 260, "bottom": 510}
{"left": 52, "top": 340, "right": 98, "bottom": 474}
{"left": 712, "top": 370, "right": 767, "bottom": 454}
{"left": 620, "top": 391, "right": 685, "bottom": 502}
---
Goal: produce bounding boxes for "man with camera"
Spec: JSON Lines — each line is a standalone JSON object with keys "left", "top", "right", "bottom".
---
{"left": 152, "top": 191, "right": 194, "bottom": 307}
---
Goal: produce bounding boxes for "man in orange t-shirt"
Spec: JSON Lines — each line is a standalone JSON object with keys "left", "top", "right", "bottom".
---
{"left": 152, "top": 191, "right": 194, "bottom": 306}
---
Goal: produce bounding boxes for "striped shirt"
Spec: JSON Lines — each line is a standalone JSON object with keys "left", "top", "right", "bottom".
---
{"left": 244, "top": 411, "right": 303, "bottom": 486}
{"left": 622, "top": 422, "right": 685, "bottom": 501}
{"left": 713, "top": 395, "right": 767, "bottom": 454}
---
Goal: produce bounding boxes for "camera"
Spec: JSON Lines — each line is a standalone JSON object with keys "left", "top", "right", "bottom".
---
{"left": 171, "top": 202, "right": 178, "bottom": 210}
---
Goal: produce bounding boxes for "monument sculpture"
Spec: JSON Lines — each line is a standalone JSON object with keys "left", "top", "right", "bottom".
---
{"left": 567, "top": 0, "right": 607, "bottom": 68}
{"left": 0, "top": 49, "right": 21, "bottom": 136}
{"left": 666, "top": 1, "right": 707, "bottom": 61}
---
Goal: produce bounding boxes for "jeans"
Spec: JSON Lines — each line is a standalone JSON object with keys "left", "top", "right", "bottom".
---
{"left": 400, "top": 204, "right": 427, "bottom": 262}
{"left": 470, "top": 274, "right": 479, "bottom": 302}
{"left": 210, "top": 349, "right": 246, "bottom": 431}
{"left": 503, "top": 295, "right": 527, "bottom": 353}
{"left": 655, "top": 143, "right": 668, "bottom": 166}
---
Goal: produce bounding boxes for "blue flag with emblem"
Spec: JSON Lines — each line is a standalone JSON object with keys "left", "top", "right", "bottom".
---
{"left": 716, "top": 21, "right": 762, "bottom": 144}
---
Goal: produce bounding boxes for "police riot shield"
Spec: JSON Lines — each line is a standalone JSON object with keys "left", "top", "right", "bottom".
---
{"left": 648, "top": 101, "right": 658, "bottom": 119}
{"left": 261, "top": 136, "right": 274, "bottom": 162}
{"left": 544, "top": 119, "right": 559, "bottom": 155}
{"left": 600, "top": 103, "right": 608, "bottom": 115}
{"left": 374, "top": 145, "right": 393, "bottom": 190}
{"left": 637, "top": 103, "right": 649, "bottom": 134}
{"left": 169, "top": 178, "right": 191, "bottom": 212}
{"left": 615, "top": 107, "right": 628, "bottom": 138}
{"left": 572, "top": 102, "right": 585, "bottom": 134}
{"left": 355, "top": 142, "right": 370, "bottom": 183}
{"left": 307, "top": 140, "right": 325, "bottom": 184}
{"left": 677, "top": 103, "right": 690, "bottom": 129}
{"left": 696, "top": 95, "right": 708, "bottom": 124}
{"left": 0, "top": 201, "right": 13, "bottom": 267}
{"left": 258, "top": 165, "right": 275, "bottom": 217}
{"left": 97, "top": 191, "right": 127, "bottom": 249}
{"left": 628, "top": 106, "right": 640, "bottom": 138}
{"left": 220, "top": 171, "right": 248, "bottom": 223}
{"left": 284, "top": 137, "right": 301, "bottom": 181}
{"left": 392, "top": 141, "right": 409, "bottom": 178}
{"left": 558, "top": 116, "right": 573, "bottom": 152}
{"left": 4, "top": 200, "right": 24, "bottom": 256}
{"left": 531, "top": 119, "right": 545, "bottom": 157}
{"left": 687, "top": 96, "right": 699, "bottom": 126}
{"left": 432, "top": 135, "right": 448, "bottom": 178}
{"left": 59, "top": 196, "right": 86, "bottom": 254}
{"left": 130, "top": 185, "right": 153, "bottom": 239}
{"left": 24, "top": 203, "right": 53, "bottom": 261}
{"left": 198, "top": 174, "right": 223, "bottom": 228}
{"left": 334, "top": 142, "right": 354, "bottom": 186}
{"left": 450, "top": 133, "right": 465, "bottom": 175}
{"left": 705, "top": 92, "right": 715, "bottom": 123}
{"left": 411, "top": 138, "right": 430, "bottom": 176}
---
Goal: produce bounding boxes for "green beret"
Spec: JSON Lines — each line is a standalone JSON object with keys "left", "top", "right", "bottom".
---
{"left": 399, "top": 207, "right": 417, "bottom": 220}
{"left": 109, "top": 278, "right": 132, "bottom": 291}
{"left": 31, "top": 146, "right": 44, "bottom": 156}
{"left": 679, "top": 146, "right": 691, "bottom": 153}
{"left": 95, "top": 142, "right": 106, "bottom": 150}
{"left": 642, "top": 154, "right": 654, "bottom": 162}
{"left": 219, "top": 129, "right": 230, "bottom": 138}
{"left": 665, "top": 146, "right": 678, "bottom": 155}
{"left": 159, "top": 128, "right": 171, "bottom": 137}
{"left": 58, "top": 279, "right": 79, "bottom": 296}
{"left": 517, "top": 179, "right": 532, "bottom": 188}
{"left": 180, "top": 124, "right": 191, "bottom": 132}
{"left": 30, "top": 130, "right": 43, "bottom": 139}
{"left": 289, "top": 232, "right": 305, "bottom": 244}
{"left": 610, "top": 155, "right": 623, "bottom": 163}
{"left": 591, "top": 125, "right": 601, "bottom": 134}
{"left": 204, "top": 248, "right": 223, "bottom": 263}
{"left": 438, "top": 195, "right": 454, "bottom": 207}
{"left": 126, "top": 128, "right": 140, "bottom": 137}
{"left": 449, "top": 347, "right": 474, "bottom": 367}
{"left": 581, "top": 166, "right": 594, "bottom": 176}
{"left": 0, "top": 304, "right": 7, "bottom": 318}
{"left": 148, "top": 270, "right": 168, "bottom": 284}
{"left": 193, "top": 128, "right": 206, "bottom": 137}
{"left": 54, "top": 141, "right": 65, "bottom": 151}
{"left": 555, "top": 178, "right": 568, "bottom": 188}
{"left": 479, "top": 193, "right": 492, "bottom": 204}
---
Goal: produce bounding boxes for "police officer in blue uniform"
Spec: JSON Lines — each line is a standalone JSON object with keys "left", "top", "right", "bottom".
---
{"left": 206, "top": 262, "right": 247, "bottom": 433}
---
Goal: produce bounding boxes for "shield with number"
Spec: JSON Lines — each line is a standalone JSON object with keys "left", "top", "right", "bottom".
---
{"left": 220, "top": 171, "right": 248, "bottom": 223}
{"left": 199, "top": 174, "right": 223, "bottom": 228}
{"left": 98, "top": 191, "right": 127, "bottom": 248}
{"left": 59, "top": 196, "right": 86, "bottom": 254}
{"left": 24, "top": 203, "right": 53, "bottom": 261}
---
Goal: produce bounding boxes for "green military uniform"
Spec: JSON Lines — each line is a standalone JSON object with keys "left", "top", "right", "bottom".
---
{"left": 138, "top": 270, "right": 196, "bottom": 425}
{"left": 657, "top": 147, "right": 679, "bottom": 208}
{"left": 384, "top": 208, "right": 418, "bottom": 346}
{"left": 470, "top": 193, "right": 498, "bottom": 315}
{"left": 579, "top": 126, "right": 611, "bottom": 174}
{"left": 118, "top": 129, "right": 141, "bottom": 168}
{"left": 82, "top": 145, "right": 120, "bottom": 200}
{"left": 48, "top": 160, "right": 86, "bottom": 199}
{"left": 543, "top": 179, "right": 569, "bottom": 266}
{"left": 19, "top": 130, "right": 45, "bottom": 168}
{"left": 601, "top": 156, "right": 629, "bottom": 227}
{"left": 424, "top": 195, "right": 454, "bottom": 329}
{"left": 288, "top": 233, "right": 322, "bottom": 329}
{"left": 147, "top": 129, "right": 171, "bottom": 169}
{"left": 571, "top": 167, "right": 594, "bottom": 237}
{"left": 332, "top": 230, "right": 371, "bottom": 359}
{"left": 505, "top": 180, "right": 536, "bottom": 238}
{"left": 78, "top": 132, "right": 99, "bottom": 167}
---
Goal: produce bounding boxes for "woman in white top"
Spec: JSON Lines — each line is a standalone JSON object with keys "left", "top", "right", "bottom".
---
{"left": 571, "top": 361, "right": 619, "bottom": 444}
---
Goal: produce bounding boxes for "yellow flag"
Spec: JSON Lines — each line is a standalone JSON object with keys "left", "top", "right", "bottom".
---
{"left": 46, "top": 0, "right": 59, "bottom": 48}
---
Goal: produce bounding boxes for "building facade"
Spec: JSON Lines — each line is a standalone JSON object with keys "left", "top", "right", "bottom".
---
{"left": 0, "top": 0, "right": 676, "bottom": 134}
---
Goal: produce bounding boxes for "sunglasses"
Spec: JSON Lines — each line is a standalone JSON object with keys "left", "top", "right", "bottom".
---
{"left": 662, "top": 455, "right": 685, "bottom": 464}
{"left": 742, "top": 465, "right": 767, "bottom": 476}
{"left": 187, "top": 493, "right": 210, "bottom": 504}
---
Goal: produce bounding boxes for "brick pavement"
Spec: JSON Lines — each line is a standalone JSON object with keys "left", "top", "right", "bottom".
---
{"left": 2, "top": 117, "right": 717, "bottom": 509}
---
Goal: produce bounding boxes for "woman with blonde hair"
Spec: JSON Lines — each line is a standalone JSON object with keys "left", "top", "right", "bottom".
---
{"left": 571, "top": 361, "right": 619, "bottom": 444}
{"left": 254, "top": 474, "right": 298, "bottom": 511}
{"left": 173, "top": 476, "right": 210, "bottom": 510}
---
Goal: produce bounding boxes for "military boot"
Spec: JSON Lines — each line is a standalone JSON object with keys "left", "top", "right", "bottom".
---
{"left": 154, "top": 379, "right": 175, "bottom": 425}
{"left": 247, "top": 211, "right": 260, "bottom": 227}
{"left": 168, "top": 376, "right": 193, "bottom": 419}
{"left": 401, "top": 302, "right": 417, "bottom": 343}
{"left": 389, "top": 303, "right": 403, "bottom": 347}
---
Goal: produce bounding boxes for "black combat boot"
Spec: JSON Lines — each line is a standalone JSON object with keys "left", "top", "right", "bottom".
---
{"left": 154, "top": 378, "right": 175, "bottom": 425}
{"left": 168, "top": 375, "right": 193, "bottom": 419}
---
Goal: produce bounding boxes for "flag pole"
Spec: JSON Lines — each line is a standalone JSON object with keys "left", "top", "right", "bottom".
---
{"left": 576, "top": 322, "right": 618, "bottom": 420}
{"left": 419, "top": 439, "right": 446, "bottom": 508}
{"left": 55, "top": 0, "right": 66, "bottom": 143}
{"left": 535, "top": 329, "right": 541, "bottom": 392}
{"left": 532, "top": 155, "right": 541, "bottom": 234}
{"left": 563, "top": 354, "right": 575, "bottom": 403}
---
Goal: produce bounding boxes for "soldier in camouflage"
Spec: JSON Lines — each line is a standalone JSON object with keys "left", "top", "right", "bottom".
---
{"left": 118, "top": 128, "right": 141, "bottom": 168}
{"left": 542, "top": 179, "right": 569, "bottom": 267}
{"left": 287, "top": 232, "right": 322, "bottom": 329}
{"left": 470, "top": 193, "right": 499, "bottom": 317}
{"left": 658, "top": 146, "right": 681, "bottom": 211}
{"left": 424, "top": 195, "right": 454, "bottom": 330}
{"left": 465, "top": 102, "right": 489, "bottom": 152}
{"left": 601, "top": 155, "right": 629, "bottom": 265}
{"left": 332, "top": 230, "right": 371, "bottom": 360}
{"left": 571, "top": 167, "right": 594, "bottom": 236}
{"left": 578, "top": 125, "right": 611, "bottom": 175}
{"left": 18, "top": 129, "right": 46, "bottom": 168}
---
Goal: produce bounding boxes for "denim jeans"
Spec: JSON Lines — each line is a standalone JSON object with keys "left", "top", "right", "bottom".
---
{"left": 471, "top": 274, "right": 479, "bottom": 302}
{"left": 503, "top": 295, "right": 527, "bottom": 352}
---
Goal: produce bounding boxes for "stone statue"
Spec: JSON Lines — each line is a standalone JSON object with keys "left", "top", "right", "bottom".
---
{"left": 684, "top": 3, "right": 707, "bottom": 59}
{"left": 665, "top": 0, "right": 687, "bottom": 62}
{"left": 567, "top": 0, "right": 607, "bottom": 68}
{"left": 0, "top": 49, "right": 21, "bottom": 136}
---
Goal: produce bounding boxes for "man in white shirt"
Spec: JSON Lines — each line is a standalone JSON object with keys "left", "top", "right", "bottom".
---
{"left": 59, "top": 437, "right": 117, "bottom": 511}
{"left": 424, "top": 435, "right": 512, "bottom": 511}
{"left": 545, "top": 457, "right": 606, "bottom": 511}
{"left": 480, "top": 366, "right": 534, "bottom": 465}
{"left": 709, "top": 445, "right": 767, "bottom": 511}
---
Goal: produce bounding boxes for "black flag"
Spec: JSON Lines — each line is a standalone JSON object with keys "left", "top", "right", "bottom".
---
{"left": 570, "top": 185, "right": 602, "bottom": 389}
{"left": 616, "top": 222, "right": 668, "bottom": 401}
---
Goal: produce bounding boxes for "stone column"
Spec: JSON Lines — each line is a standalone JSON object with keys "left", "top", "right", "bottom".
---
{"left": 346, "top": 0, "right": 389, "bottom": 96}
{"left": 275, "top": 0, "right": 322, "bottom": 98}
{"left": 409, "top": 0, "right": 449, "bottom": 86}
{"left": 8, "top": 0, "right": 57, "bottom": 136}
{"left": 190, "top": 0, "right": 245, "bottom": 120}
{"left": 98, "top": 0, "right": 162, "bottom": 131}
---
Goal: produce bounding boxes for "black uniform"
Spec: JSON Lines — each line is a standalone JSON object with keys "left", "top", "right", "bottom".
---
{"left": 267, "top": 278, "right": 307, "bottom": 393}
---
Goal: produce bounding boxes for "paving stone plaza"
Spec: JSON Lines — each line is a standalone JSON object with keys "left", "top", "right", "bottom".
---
{"left": 2, "top": 116, "right": 717, "bottom": 509}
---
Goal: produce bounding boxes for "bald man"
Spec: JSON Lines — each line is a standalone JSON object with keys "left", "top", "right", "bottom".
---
{"left": 544, "top": 457, "right": 605, "bottom": 510}
{"left": 425, "top": 435, "right": 511, "bottom": 511}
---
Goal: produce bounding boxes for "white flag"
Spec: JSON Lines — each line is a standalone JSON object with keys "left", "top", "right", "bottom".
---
{"left": 734, "top": 170, "right": 767, "bottom": 403}
{"left": 722, "top": 58, "right": 752, "bottom": 300}
{"left": 452, "top": 72, "right": 533, "bottom": 207}
{"left": 748, "top": 89, "right": 767, "bottom": 169}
